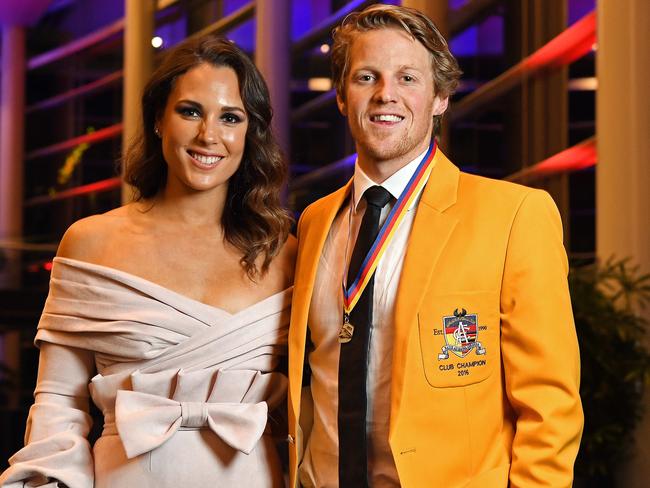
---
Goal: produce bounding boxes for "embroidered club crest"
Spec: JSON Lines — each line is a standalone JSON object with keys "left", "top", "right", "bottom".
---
{"left": 438, "top": 308, "right": 486, "bottom": 360}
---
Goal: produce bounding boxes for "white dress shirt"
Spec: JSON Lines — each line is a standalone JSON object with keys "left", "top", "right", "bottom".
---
{"left": 299, "top": 148, "right": 433, "bottom": 488}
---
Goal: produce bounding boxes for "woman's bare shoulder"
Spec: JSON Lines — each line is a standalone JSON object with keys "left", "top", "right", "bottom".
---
{"left": 269, "top": 233, "right": 297, "bottom": 287}
{"left": 282, "top": 233, "right": 298, "bottom": 260}
{"left": 56, "top": 206, "right": 133, "bottom": 262}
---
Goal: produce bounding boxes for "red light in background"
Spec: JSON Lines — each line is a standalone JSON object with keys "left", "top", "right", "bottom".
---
{"left": 506, "top": 137, "right": 597, "bottom": 182}
{"left": 524, "top": 11, "right": 596, "bottom": 71}
{"left": 533, "top": 138, "right": 597, "bottom": 175}
{"left": 43, "top": 261, "right": 53, "bottom": 272}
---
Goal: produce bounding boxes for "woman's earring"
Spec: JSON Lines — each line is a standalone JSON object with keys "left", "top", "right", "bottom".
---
{"left": 154, "top": 127, "right": 161, "bottom": 138}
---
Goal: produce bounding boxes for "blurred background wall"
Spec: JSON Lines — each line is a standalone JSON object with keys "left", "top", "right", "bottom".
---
{"left": 0, "top": 1, "right": 648, "bottom": 485}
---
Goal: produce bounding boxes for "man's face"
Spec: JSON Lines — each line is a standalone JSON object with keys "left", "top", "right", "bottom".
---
{"left": 337, "top": 28, "right": 448, "bottom": 180}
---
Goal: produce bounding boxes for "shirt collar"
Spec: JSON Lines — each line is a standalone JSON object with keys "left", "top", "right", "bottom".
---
{"left": 352, "top": 147, "right": 433, "bottom": 213}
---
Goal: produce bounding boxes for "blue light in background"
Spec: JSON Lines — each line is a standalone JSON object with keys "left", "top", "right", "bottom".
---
{"left": 448, "top": 0, "right": 594, "bottom": 58}
{"left": 292, "top": 0, "right": 319, "bottom": 40}
{"left": 222, "top": 0, "right": 255, "bottom": 52}
{"left": 569, "top": 0, "right": 595, "bottom": 24}
{"left": 154, "top": 15, "right": 186, "bottom": 50}
{"left": 450, "top": 16, "right": 503, "bottom": 57}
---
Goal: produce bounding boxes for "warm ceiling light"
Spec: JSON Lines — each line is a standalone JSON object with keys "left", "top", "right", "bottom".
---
{"left": 568, "top": 77, "right": 597, "bottom": 91}
{"left": 151, "top": 36, "right": 163, "bottom": 48}
{"left": 320, "top": 43, "right": 330, "bottom": 54}
{"left": 308, "top": 77, "right": 332, "bottom": 91}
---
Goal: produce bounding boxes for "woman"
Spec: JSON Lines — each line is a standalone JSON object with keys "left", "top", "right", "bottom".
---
{"left": 0, "top": 36, "right": 295, "bottom": 487}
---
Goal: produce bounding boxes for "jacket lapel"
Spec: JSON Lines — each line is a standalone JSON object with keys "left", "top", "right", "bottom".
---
{"left": 390, "top": 150, "right": 460, "bottom": 430}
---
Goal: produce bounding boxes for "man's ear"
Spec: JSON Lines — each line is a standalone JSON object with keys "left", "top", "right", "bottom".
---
{"left": 432, "top": 95, "right": 449, "bottom": 116}
{"left": 336, "top": 92, "right": 347, "bottom": 117}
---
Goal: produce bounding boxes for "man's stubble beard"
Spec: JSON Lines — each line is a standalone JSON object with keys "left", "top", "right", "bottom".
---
{"left": 355, "top": 116, "right": 434, "bottom": 169}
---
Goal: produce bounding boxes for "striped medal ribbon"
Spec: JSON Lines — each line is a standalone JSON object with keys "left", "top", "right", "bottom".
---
{"left": 339, "top": 140, "right": 438, "bottom": 343}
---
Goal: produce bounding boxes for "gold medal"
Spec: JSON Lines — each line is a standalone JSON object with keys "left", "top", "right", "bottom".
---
{"left": 338, "top": 313, "right": 354, "bottom": 343}
{"left": 339, "top": 322, "right": 354, "bottom": 343}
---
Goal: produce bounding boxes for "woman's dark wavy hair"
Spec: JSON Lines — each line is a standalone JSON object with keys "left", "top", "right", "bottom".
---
{"left": 123, "top": 36, "right": 292, "bottom": 279}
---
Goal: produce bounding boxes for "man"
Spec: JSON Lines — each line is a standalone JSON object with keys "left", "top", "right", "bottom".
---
{"left": 288, "top": 4, "right": 583, "bottom": 487}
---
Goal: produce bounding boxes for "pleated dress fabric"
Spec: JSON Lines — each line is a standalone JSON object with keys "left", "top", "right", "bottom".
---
{"left": 0, "top": 257, "right": 291, "bottom": 488}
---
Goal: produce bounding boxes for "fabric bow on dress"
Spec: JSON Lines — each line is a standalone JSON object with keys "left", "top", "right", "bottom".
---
{"left": 115, "top": 390, "right": 268, "bottom": 458}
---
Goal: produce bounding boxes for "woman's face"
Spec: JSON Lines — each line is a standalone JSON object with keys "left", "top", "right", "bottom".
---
{"left": 157, "top": 63, "right": 248, "bottom": 196}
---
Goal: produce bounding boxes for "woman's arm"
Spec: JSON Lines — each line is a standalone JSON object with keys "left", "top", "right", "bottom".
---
{"left": 0, "top": 343, "right": 96, "bottom": 488}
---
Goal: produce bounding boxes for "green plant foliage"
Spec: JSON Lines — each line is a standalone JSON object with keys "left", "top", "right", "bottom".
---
{"left": 572, "top": 257, "right": 650, "bottom": 479}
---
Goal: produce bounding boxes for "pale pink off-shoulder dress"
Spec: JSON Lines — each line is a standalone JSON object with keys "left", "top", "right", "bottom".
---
{"left": 0, "top": 257, "right": 291, "bottom": 488}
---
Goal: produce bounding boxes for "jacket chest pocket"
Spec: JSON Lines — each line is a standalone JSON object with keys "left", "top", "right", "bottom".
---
{"left": 417, "top": 291, "right": 499, "bottom": 388}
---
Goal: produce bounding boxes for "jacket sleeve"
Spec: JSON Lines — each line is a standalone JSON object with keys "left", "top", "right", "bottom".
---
{"left": 0, "top": 343, "right": 95, "bottom": 488}
{"left": 500, "top": 190, "right": 583, "bottom": 487}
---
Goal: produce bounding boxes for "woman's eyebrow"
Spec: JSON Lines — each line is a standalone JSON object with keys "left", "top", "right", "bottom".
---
{"left": 221, "top": 105, "right": 246, "bottom": 114}
{"left": 176, "top": 99, "right": 203, "bottom": 108}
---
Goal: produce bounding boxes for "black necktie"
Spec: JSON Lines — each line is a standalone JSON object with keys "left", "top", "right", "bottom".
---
{"left": 338, "top": 185, "right": 392, "bottom": 488}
